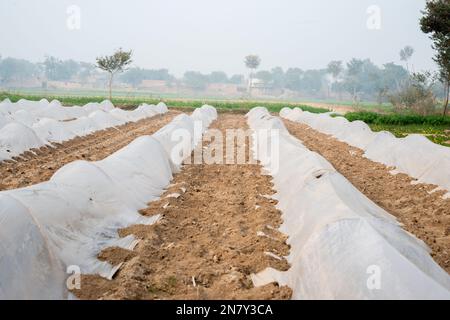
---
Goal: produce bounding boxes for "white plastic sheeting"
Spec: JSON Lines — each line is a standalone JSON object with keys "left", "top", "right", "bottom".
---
{"left": 280, "top": 107, "right": 450, "bottom": 196}
{"left": 153, "top": 105, "right": 217, "bottom": 170}
{"left": 0, "top": 105, "right": 217, "bottom": 299}
{"left": 247, "top": 107, "right": 450, "bottom": 299}
{"left": 0, "top": 99, "right": 169, "bottom": 161}
{"left": 0, "top": 122, "right": 46, "bottom": 160}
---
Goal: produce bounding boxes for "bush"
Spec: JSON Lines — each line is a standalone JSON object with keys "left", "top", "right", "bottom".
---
{"left": 388, "top": 72, "right": 438, "bottom": 115}
{"left": 389, "top": 85, "right": 437, "bottom": 115}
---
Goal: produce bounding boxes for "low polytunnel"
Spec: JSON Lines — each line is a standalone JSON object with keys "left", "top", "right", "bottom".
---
{"left": 0, "top": 99, "right": 169, "bottom": 161}
{"left": 0, "top": 104, "right": 217, "bottom": 299}
{"left": 248, "top": 107, "right": 450, "bottom": 299}
{"left": 281, "top": 107, "right": 450, "bottom": 197}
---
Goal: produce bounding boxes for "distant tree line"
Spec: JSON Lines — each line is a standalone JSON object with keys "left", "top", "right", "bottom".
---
{"left": 181, "top": 71, "right": 245, "bottom": 90}
{"left": 0, "top": 54, "right": 447, "bottom": 106}
{"left": 0, "top": 55, "right": 97, "bottom": 84}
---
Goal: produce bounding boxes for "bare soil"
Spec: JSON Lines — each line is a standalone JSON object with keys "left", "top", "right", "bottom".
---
{"left": 301, "top": 102, "right": 356, "bottom": 113}
{"left": 72, "top": 114, "right": 292, "bottom": 300}
{"left": 283, "top": 119, "right": 450, "bottom": 273}
{"left": 0, "top": 111, "right": 179, "bottom": 191}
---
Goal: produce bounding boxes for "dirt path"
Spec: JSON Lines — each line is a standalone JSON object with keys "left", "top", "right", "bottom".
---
{"left": 73, "top": 114, "right": 292, "bottom": 300}
{"left": 283, "top": 119, "right": 450, "bottom": 273}
{"left": 0, "top": 111, "right": 179, "bottom": 191}
{"left": 301, "top": 102, "right": 355, "bottom": 114}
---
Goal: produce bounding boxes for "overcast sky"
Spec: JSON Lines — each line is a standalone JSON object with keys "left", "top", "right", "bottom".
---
{"left": 0, "top": 0, "right": 436, "bottom": 76}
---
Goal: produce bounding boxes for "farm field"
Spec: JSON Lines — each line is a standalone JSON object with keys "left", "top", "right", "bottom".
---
{"left": 0, "top": 112, "right": 178, "bottom": 191}
{"left": 283, "top": 119, "right": 450, "bottom": 272}
{"left": 369, "top": 124, "right": 450, "bottom": 147}
{"left": 331, "top": 111, "right": 450, "bottom": 147}
{"left": 74, "top": 114, "right": 292, "bottom": 300}
{"left": 3, "top": 0, "right": 450, "bottom": 308}
{"left": 1, "top": 98, "right": 450, "bottom": 300}
{"left": 3, "top": 92, "right": 449, "bottom": 147}
{"left": 0, "top": 91, "right": 329, "bottom": 114}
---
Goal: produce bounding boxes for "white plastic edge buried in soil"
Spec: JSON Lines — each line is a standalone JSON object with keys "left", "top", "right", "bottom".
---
{"left": 0, "top": 98, "right": 169, "bottom": 161}
{"left": 280, "top": 107, "right": 450, "bottom": 198}
{"left": 0, "top": 105, "right": 217, "bottom": 299}
{"left": 247, "top": 107, "right": 450, "bottom": 300}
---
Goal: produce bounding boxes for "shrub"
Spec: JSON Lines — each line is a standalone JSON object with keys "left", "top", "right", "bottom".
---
{"left": 388, "top": 72, "right": 438, "bottom": 115}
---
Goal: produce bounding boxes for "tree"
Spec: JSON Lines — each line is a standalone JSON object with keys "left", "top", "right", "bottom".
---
{"left": 183, "top": 71, "right": 208, "bottom": 90}
{"left": 344, "top": 58, "right": 365, "bottom": 103}
{"left": 120, "top": 67, "right": 145, "bottom": 87}
{"left": 382, "top": 62, "right": 409, "bottom": 92}
{"left": 96, "top": 48, "right": 133, "bottom": 102}
{"left": 327, "top": 60, "right": 343, "bottom": 80}
{"left": 270, "top": 67, "right": 285, "bottom": 89}
{"left": 43, "top": 56, "right": 81, "bottom": 81}
{"left": 255, "top": 70, "right": 272, "bottom": 84}
{"left": 229, "top": 74, "right": 244, "bottom": 85}
{"left": 399, "top": 46, "right": 415, "bottom": 73}
{"left": 420, "top": 0, "right": 450, "bottom": 115}
{"left": 208, "top": 71, "right": 228, "bottom": 83}
{"left": 284, "top": 68, "right": 303, "bottom": 91}
{"left": 79, "top": 62, "right": 95, "bottom": 81}
{"left": 369, "top": 67, "right": 389, "bottom": 105}
{"left": 302, "top": 70, "right": 327, "bottom": 96}
{"left": 327, "top": 60, "right": 343, "bottom": 99}
{"left": 244, "top": 55, "right": 261, "bottom": 95}
{"left": 0, "top": 58, "right": 37, "bottom": 84}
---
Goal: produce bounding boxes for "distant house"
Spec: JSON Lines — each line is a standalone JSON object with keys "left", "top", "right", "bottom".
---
{"left": 249, "top": 78, "right": 283, "bottom": 96}
{"left": 249, "top": 78, "right": 267, "bottom": 88}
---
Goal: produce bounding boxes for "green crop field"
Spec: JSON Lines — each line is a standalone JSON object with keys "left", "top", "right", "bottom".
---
{"left": 0, "top": 91, "right": 329, "bottom": 114}
{"left": 332, "top": 111, "right": 450, "bottom": 147}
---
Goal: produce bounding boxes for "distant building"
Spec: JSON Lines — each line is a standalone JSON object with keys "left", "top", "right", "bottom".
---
{"left": 249, "top": 78, "right": 283, "bottom": 96}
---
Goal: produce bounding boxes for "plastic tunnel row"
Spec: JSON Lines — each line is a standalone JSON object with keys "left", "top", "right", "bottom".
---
{"left": 0, "top": 105, "right": 217, "bottom": 299}
{"left": 247, "top": 107, "right": 450, "bottom": 299}
{"left": 280, "top": 108, "right": 450, "bottom": 197}
{"left": 0, "top": 99, "right": 168, "bottom": 161}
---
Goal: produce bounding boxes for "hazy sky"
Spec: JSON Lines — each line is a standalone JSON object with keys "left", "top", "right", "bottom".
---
{"left": 0, "top": 0, "right": 436, "bottom": 76}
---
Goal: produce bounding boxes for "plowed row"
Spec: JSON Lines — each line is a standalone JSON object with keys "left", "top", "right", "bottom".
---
{"left": 0, "top": 111, "right": 179, "bottom": 191}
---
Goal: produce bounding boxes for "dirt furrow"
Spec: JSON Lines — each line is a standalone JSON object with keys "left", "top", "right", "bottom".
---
{"left": 73, "top": 114, "right": 292, "bottom": 300}
{"left": 0, "top": 111, "right": 179, "bottom": 191}
{"left": 283, "top": 119, "right": 450, "bottom": 273}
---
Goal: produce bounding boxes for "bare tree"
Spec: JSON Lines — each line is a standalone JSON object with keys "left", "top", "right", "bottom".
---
{"left": 244, "top": 55, "right": 261, "bottom": 95}
{"left": 96, "top": 48, "right": 133, "bottom": 102}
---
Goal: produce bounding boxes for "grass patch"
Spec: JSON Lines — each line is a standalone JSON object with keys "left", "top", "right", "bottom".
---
{"left": 343, "top": 111, "right": 450, "bottom": 126}
{"left": 166, "top": 276, "right": 178, "bottom": 288}
{"left": 0, "top": 91, "right": 329, "bottom": 114}
{"left": 332, "top": 111, "right": 450, "bottom": 147}
{"left": 368, "top": 123, "right": 450, "bottom": 147}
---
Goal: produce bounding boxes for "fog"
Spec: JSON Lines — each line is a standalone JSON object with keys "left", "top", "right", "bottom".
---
{"left": 0, "top": 0, "right": 436, "bottom": 76}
